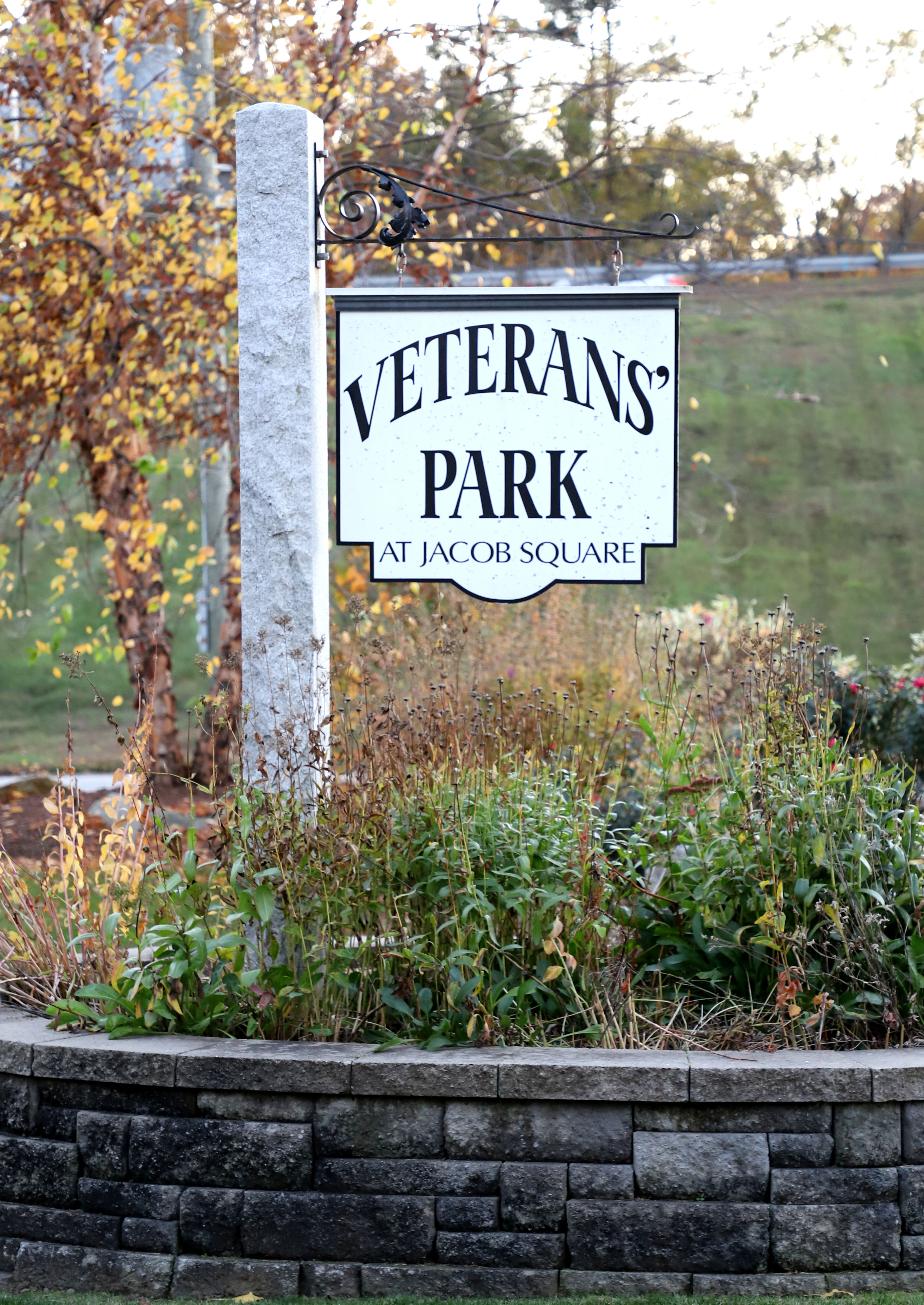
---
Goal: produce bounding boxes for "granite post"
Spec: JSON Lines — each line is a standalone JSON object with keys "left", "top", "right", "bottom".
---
{"left": 235, "top": 103, "right": 329, "bottom": 788}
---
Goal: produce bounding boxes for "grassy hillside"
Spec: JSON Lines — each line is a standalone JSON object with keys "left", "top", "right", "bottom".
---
{"left": 651, "top": 274, "right": 924, "bottom": 663}
{"left": 0, "top": 274, "right": 922, "bottom": 769}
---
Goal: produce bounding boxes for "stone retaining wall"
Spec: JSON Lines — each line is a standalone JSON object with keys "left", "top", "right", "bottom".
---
{"left": 4, "top": 1008, "right": 924, "bottom": 1297}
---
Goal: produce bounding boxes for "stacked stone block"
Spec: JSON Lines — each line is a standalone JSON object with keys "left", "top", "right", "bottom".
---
{"left": 3, "top": 1010, "right": 924, "bottom": 1295}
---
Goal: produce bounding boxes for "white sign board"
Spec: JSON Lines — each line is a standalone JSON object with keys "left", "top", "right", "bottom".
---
{"left": 334, "top": 287, "right": 683, "bottom": 602}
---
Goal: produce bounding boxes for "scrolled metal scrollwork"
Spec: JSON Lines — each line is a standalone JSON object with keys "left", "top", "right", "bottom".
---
{"left": 315, "top": 159, "right": 697, "bottom": 258}
{"left": 317, "top": 164, "right": 430, "bottom": 249}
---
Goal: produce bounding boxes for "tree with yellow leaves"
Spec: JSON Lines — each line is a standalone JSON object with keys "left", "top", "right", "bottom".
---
{"left": 0, "top": 0, "right": 237, "bottom": 772}
{"left": 0, "top": 1, "right": 499, "bottom": 776}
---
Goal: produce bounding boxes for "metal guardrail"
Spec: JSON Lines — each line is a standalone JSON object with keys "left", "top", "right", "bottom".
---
{"left": 354, "top": 251, "right": 924, "bottom": 287}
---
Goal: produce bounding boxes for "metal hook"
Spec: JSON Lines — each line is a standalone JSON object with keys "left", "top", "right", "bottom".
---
{"left": 395, "top": 244, "right": 407, "bottom": 288}
{"left": 611, "top": 242, "right": 623, "bottom": 286}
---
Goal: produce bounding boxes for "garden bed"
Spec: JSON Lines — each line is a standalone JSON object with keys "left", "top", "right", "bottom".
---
{"left": 3, "top": 1007, "right": 924, "bottom": 1297}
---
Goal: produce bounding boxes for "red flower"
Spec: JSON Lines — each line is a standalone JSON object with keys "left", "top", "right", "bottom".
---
{"left": 913, "top": 677, "right": 924, "bottom": 689}
{"left": 848, "top": 682, "right": 860, "bottom": 694}
{"left": 897, "top": 678, "right": 907, "bottom": 689}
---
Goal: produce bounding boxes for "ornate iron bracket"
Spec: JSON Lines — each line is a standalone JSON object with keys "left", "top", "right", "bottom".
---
{"left": 314, "top": 151, "right": 696, "bottom": 266}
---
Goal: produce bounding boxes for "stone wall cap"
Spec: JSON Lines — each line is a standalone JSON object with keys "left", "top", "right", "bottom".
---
{"left": 2, "top": 1003, "right": 924, "bottom": 1101}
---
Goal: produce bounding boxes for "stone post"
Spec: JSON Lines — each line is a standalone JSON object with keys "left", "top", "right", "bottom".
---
{"left": 236, "top": 103, "right": 329, "bottom": 789}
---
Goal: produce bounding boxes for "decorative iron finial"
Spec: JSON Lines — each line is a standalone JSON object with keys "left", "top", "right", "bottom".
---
{"left": 317, "top": 164, "right": 430, "bottom": 250}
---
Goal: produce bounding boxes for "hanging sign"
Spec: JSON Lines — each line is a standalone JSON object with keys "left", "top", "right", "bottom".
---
{"left": 333, "top": 287, "right": 685, "bottom": 602}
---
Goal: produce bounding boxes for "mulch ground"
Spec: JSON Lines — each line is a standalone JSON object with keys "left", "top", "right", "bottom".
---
{"left": 0, "top": 787, "right": 110, "bottom": 866}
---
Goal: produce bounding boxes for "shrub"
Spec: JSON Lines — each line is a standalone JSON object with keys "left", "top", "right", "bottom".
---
{"left": 4, "top": 601, "right": 924, "bottom": 1050}
{"left": 618, "top": 732, "right": 924, "bottom": 1042}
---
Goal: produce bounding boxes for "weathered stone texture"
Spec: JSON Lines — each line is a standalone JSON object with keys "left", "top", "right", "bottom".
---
{"left": 314, "top": 1097, "right": 443, "bottom": 1158}
{"left": 33, "top": 1106, "right": 76, "bottom": 1140}
{"left": 633, "top": 1131, "right": 769, "bottom": 1201}
{"left": 691, "top": 1273, "right": 828, "bottom": 1296}
{"left": 172, "top": 1254, "right": 299, "bottom": 1298}
{"left": 900, "top": 1166, "right": 924, "bottom": 1234}
{"left": 904, "top": 1103, "right": 924, "bottom": 1162}
{"left": 768, "top": 1132, "right": 833, "bottom": 1167}
{"left": 568, "top": 1164, "right": 634, "bottom": 1200}
{"left": 121, "top": 1217, "right": 178, "bottom": 1254}
{"left": 568, "top": 1200, "right": 770, "bottom": 1273}
{"left": 11, "top": 1014, "right": 924, "bottom": 1295}
{"left": 13, "top": 1243, "right": 173, "bottom": 1296}
{"left": 76, "top": 1112, "right": 128, "bottom": 1180}
{"left": 500, "top": 1163, "right": 566, "bottom": 1231}
{"left": 241, "top": 1191, "right": 435, "bottom": 1263}
{"left": 772, "top": 1166, "right": 898, "bottom": 1204}
{"left": 826, "top": 1270, "right": 924, "bottom": 1292}
{"left": 436, "top": 1197, "right": 499, "bottom": 1230}
{"left": 128, "top": 1116, "right": 312, "bottom": 1188}
{"left": 0, "top": 1134, "right": 77, "bottom": 1205}
{"left": 834, "top": 1102, "right": 901, "bottom": 1166}
{"left": 179, "top": 1186, "right": 242, "bottom": 1255}
{"left": 41, "top": 1078, "right": 197, "bottom": 1118}
{"left": 0, "top": 1074, "right": 33, "bottom": 1134}
{"left": 772, "top": 1203, "right": 901, "bottom": 1270}
{"left": 872, "top": 1052, "right": 924, "bottom": 1102}
{"left": 445, "top": 1100, "right": 631, "bottom": 1162}
{"left": 175, "top": 1041, "right": 359, "bottom": 1095}
{"left": 351, "top": 1050, "right": 497, "bottom": 1099}
{"left": 635, "top": 1103, "right": 832, "bottom": 1133}
{"left": 0, "top": 1199, "right": 118, "bottom": 1247}
{"left": 560, "top": 1270, "right": 691, "bottom": 1295}
{"left": 496, "top": 1049, "right": 688, "bottom": 1102}
{"left": 301, "top": 1261, "right": 362, "bottom": 1297}
{"left": 197, "top": 1090, "right": 313, "bottom": 1122}
{"left": 0, "top": 1012, "right": 51, "bottom": 1076}
{"left": 689, "top": 1051, "right": 870, "bottom": 1103}
{"left": 235, "top": 103, "right": 330, "bottom": 780}
{"left": 33, "top": 1035, "right": 181, "bottom": 1087}
{"left": 436, "top": 1230, "right": 565, "bottom": 1267}
{"left": 315, "top": 1158, "right": 497, "bottom": 1194}
{"left": 361, "top": 1264, "right": 559, "bottom": 1297}
{"left": 78, "top": 1178, "right": 181, "bottom": 1219}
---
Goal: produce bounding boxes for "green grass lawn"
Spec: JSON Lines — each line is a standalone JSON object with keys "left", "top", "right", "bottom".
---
{"left": 650, "top": 274, "right": 924, "bottom": 665}
{"left": 1, "top": 273, "right": 923, "bottom": 770}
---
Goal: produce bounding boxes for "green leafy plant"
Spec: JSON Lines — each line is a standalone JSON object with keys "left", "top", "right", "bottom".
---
{"left": 49, "top": 831, "right": 264, "bottom": 1037}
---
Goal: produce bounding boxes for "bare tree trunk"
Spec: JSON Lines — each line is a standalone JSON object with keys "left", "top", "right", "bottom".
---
{"left": 184, "top": 0, "right": 240, "bottom": 783}
{"left": 80, "top": 439, "right": 184, "bottom": 777}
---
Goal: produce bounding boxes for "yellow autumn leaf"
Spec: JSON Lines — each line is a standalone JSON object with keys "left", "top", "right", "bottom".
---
{"left": 543, "top": 966, "right": 563, "bottom": 982}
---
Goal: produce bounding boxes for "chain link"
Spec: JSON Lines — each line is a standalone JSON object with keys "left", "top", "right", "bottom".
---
{"left": 395, "top": 245, "right": 407, "bottom": 287}
{"left": 611, "top": 241, "right": 623, "bottom": 286}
